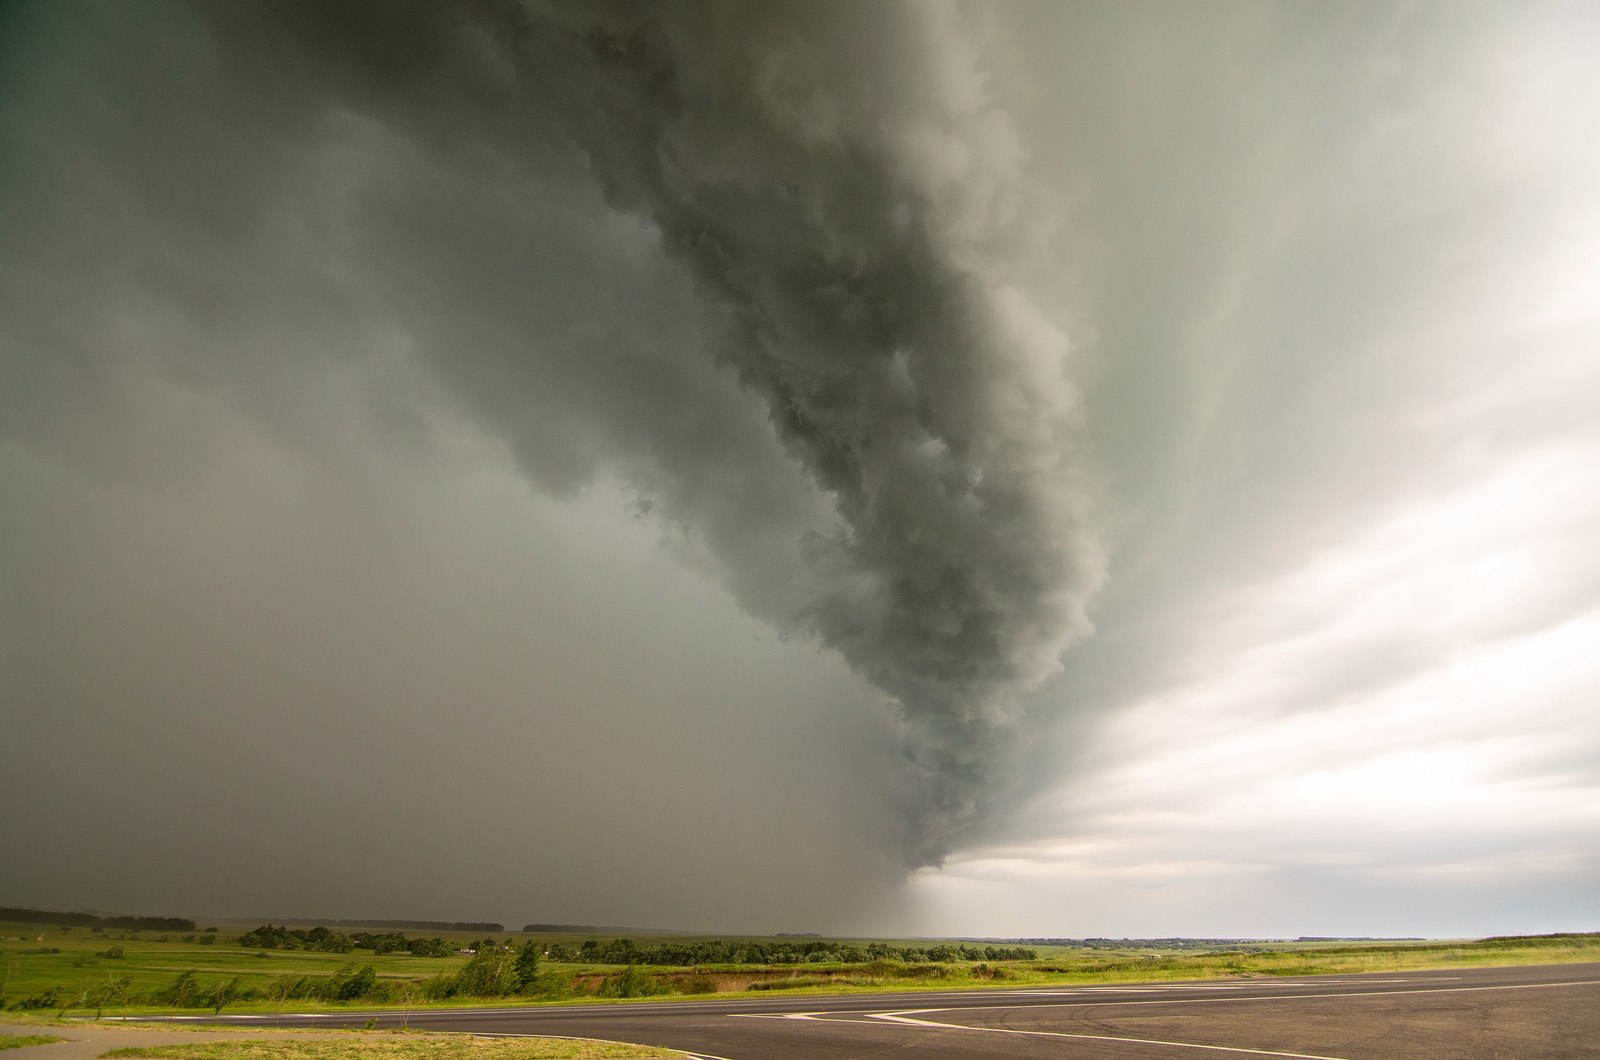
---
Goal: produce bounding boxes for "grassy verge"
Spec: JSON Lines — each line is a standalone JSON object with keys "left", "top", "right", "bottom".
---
{"left": 0, "top": 1033, "right": 66, "bottom": 1049}
{"left": 103, "top": 1035, "right": 681, "bottom": 1058}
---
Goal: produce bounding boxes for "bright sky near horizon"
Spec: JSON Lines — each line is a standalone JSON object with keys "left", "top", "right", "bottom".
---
{"left": 3, "top": 0, "right": 1598, "bottom": 938}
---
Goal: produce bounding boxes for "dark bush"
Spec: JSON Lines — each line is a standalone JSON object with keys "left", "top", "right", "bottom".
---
{"left": 335, "top": 965, "right": 378, "bottom": 1001}
{"left": 597, "top": 965, "right": 659, "bottom": 998}
{"left": 153, "top": 972, "right": 201, "bottom": 1008}
{"left": 13, "top": 988, "right": 62, "bottom": 1011}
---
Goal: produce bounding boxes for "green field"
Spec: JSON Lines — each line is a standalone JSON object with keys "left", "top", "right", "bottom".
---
{"left": 0, "top": 1032, "right": 66, "bottom": 1049}
{"left": 0, "top": 1023, "right": 680, "bottom": 1058}
{"left": 2, "top": 917, "right": 1596, "bottom": 1017}
{"left": 103, "top": 1035, "right": 680, "bottom": 1058}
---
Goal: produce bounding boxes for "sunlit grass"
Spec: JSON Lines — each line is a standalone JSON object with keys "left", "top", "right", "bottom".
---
{"left": 103, "top": 1035, "right": 682, "bottom": 1058}
{"left": 0, "top": 1032, "right": 66, "bottom": 1049}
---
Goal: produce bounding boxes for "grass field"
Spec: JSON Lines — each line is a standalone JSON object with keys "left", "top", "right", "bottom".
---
{"left": 0, "top": 1032, "right": 66, "bottom": 1049}
{"left": 3, "top": 918, "right": 1596, "bottom": 1016}
{"left": 103, "top": 1035, "right": 681, "bottom": 1058}
{"left": 0, "top": 1022, "right": 680, "bottom": 1058}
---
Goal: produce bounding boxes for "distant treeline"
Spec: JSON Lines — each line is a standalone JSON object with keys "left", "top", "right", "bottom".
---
{"left": 522, "top": 924, "right": 605, "bottom": 933}
{"left": 237, "top": 924, "right": 456, "bottom": 957}
{"left": 1005, "top": 937, "right": 1434, "bottom": 949}
{"left": 273, "top": 918, "right": 503, "bottom": 932}
{"left": 1011, "top": 937, "right": 1287, "bottom": 950}
{"left": 1295, "top": 936, "right": 1424, "bottom": 943}
{"left": 547, "top": 938, "right": 1038, "bottom": 965}
{"left": 0, "top": 906, "right": 196, "bottom": 933}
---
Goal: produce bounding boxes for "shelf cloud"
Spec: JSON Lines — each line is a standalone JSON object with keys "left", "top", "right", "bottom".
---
{"left": 184, "top": 0, "right": 1106, "bottom": 866}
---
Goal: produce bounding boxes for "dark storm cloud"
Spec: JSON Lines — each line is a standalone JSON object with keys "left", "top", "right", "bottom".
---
{"left": 2, "top": 0, "right": 1100, "bottom": 891}
{"left": 185, "top": 0, "right": 1102, "bottom": 864}
{"left": 9, "top": 0, "right": 1600, "bottom": 939}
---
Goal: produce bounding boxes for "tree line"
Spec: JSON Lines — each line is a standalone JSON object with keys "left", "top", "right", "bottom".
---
{"left": 235, "top": 924, "right": 456, "bottom": 957}
{"left": 289, "top": 918, "right": 503, "bottom": 932}
{"left": 0, "top": 906, "right": 195, "bottom": 933}
{"left": 546, "top": 938, "right": 1038, "bottom": 965}
{"left": 233, "top": 926, "right": 1036, "bottom": 967}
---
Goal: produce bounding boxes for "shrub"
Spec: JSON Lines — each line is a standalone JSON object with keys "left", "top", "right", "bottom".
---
{"left": 334, "top": 965, "right": 378, "bottom": 1001}
{"left": 903, "top": 963, "right": 948, "bottom": 979}
{"left": 13, "top": 988, "right": 62, "bottom": 1011}
{"left": 207, "top": 977, "right": 243, "bottom": 1014}
{"left": 87, "top": 976, "right": 132, "bottom": 1015}
{"left": 514, "top": 941, "right": 540, "bottom": 993}
{"left": 407, "top": 937, "right": 453, "bottom": 957}
{"left": 598, "top": 965, "right": 658, "bottom": 998}
{"left": 420, "top": 972, "right": 458, "bottom": 1001}
{"left": 455, "top": 948, "right": 518, "bottom": 997}
{"left": 153, "top": 972, "right": 201, "bottom": 1008}
{"left": 531, "top": 970, "right": 572, "bottom": 999}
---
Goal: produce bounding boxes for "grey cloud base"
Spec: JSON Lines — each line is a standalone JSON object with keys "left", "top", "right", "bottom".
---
{"left": 2, "top": 0, "right": 1099, "bottom": 888}
{"left": 189, "top": 0, "right": 1102, "bottom": 866}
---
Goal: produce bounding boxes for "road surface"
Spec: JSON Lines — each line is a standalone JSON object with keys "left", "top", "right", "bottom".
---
{"left": 122, "top": 961, "right": 1600, "bottom": 1058}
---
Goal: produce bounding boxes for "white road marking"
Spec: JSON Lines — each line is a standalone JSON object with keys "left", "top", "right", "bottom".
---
{"left": 867, "top": 1009, "right": 1352, "bottom": 1058}
{"left": 887, "top": 976, "right": 1600, "bottom": 1016}
{"left": 731, "top": 976, "right": 1600, "bottom": 1057}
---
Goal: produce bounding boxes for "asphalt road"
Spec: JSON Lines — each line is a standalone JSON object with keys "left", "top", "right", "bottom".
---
{"left": 123, "top": 961, "right": 1600, "bottom": 1059}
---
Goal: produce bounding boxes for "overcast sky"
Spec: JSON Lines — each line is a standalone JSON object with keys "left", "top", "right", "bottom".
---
{"left": 3, "top": 0, "right": 1597, "bottom": 939}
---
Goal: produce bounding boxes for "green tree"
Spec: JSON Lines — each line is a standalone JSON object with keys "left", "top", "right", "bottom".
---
{"left": 208, "top": 977, "right": 242, "bottom": 1014}
{"left": 514, "top": 941, "right": 540, "bottom": 993}
{"left": 608, "top": 965, "right": 652, "bottom": 998}
{"left": 89, "top": 975, "right": 132, "bottom": 1017}
{"left": 155, "top": 971, "right": 199, "bottom": 1008}
{"left": 335, "top": 965, "right": 378, "bottom": 1001}
{"left": 455, "top": 948, "right": 517, "bottom": 997}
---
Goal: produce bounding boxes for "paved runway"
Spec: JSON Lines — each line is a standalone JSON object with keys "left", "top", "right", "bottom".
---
{"left": 124, "top": 961, "right": 1600, "bottom": 1058}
